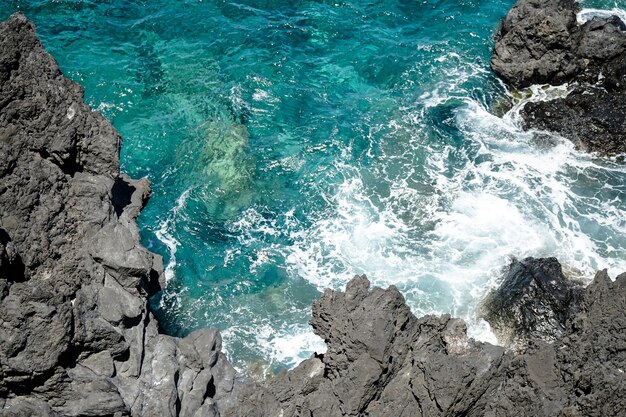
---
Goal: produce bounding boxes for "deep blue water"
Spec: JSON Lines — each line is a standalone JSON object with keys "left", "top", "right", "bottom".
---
{"left": 3, "top": 0, "right": 626, "bottom": 372}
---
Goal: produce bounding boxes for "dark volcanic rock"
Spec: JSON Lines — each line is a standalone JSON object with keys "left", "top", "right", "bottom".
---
{"left": 492, "top": 0, "right": 626, "bottom": 88}
{"left": 479, "top": 257, "right": 584, "bottom": 350}
{"left": 492, "top": 0, "right": 626, "bottom": 155}
{"left": 0, "top": 13, "right": 235, "bottom": 416}
{"left": 224, "top": 272, "right": 626, "bottom": 417}
{"left": 492, "top": 0, "right": 582, "bottom": 88}
{"left": 521, "top": 86, "right": 626, "bottom": 155}
{"left": 3, "top": 8, "right": 626, "bottom": 417}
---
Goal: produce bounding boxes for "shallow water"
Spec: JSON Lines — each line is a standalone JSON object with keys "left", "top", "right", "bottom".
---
{"left": 3, "top": 0, "right": 626, "bottom": 371}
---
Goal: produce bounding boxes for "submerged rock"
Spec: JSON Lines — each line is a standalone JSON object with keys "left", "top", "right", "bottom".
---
{"left": 492, "top": 0, "right": 626, "bottom": 155}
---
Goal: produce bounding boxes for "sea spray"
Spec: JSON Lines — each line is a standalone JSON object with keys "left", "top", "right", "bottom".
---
{"left": 7, "top": 0, "right": 625, "bottom": 373}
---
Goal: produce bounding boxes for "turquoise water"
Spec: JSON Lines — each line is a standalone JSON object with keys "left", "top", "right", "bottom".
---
{"left": 3, "top": 0, "right": 626, "bottom": 371}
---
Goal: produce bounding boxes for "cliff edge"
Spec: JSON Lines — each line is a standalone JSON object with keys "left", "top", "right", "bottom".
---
{"left": 0, "top": 13, "right": 236, "bottom": 417}
{"left": 1, "top": 4, "right": 626, "bottom": 417}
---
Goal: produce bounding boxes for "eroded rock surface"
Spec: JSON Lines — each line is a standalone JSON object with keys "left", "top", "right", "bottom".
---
{"left": 492, "top": 0, "right": 626, "bottom": 155}
{"left": 0, "top": 13, "right": 235, "bottom": 417}
{"left": 479, "top": 257, "right": 584, "bottom": 351}
{"left": 225, "top": 271, "right": 626, "bottom": 417}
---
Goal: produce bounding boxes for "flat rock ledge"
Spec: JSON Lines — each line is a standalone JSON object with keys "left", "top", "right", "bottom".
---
{"left": 492, "top": 0, "right": 626, "bottom": 155}
{"left": 2, "top": 10, "right": 626, "bottom": 417}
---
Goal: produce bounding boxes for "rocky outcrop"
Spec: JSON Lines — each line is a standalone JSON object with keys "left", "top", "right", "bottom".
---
{"left": 0, "top": 13, "right": 235, "bottom": 416}
{"left": 224, "top": 271, "right": 626, "bottom": 417}
{"left": 479, "top": 257, "right": 584, "bottom": 351}
{"left": 3, "top": 8, "right": 626, "bottom": 417}
{"left": 492, "top": 0, "right": 626, "bottom": 155}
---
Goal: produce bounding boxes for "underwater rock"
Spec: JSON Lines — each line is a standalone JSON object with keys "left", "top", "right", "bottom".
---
{"left": 200, "top": 119, "right": 256, "bottom": 220}
{"left": 492, "top": 0, "right": 626, "bottom": 155}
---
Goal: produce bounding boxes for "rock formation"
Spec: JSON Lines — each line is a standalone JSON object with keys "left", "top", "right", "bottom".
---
{"left": 223, "top": 269, "right": 626, "bottom": 417}
{"left": 0, "top": 13, "right": 236, "bottom": 417}
{"left": 492, "top": 0, "right": 626, "bottom": 155}
{"left": 478, "top": 257, "right": 584, "bottom": 351}
{"left": 2, "top": 5, "right": 626, "bottom": 417}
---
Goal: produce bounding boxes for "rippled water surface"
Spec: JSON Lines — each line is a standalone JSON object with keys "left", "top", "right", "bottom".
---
{"left": 3, "top": 0, "right": 626, "bottom": 371}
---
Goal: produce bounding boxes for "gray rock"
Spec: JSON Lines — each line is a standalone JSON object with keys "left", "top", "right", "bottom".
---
{"left": 479, "top": 257, "right": 584, "bottom": 350}
{"left": 0, "top": 398, "right": 58, "bottom": 417}
{"left": 80, "top": 351, "right": 116, "bottom": 378}
{"left": 521, "top": 86, "right": 626, "bottom": 155}
{"left": 98, "top": 275, "right": 144, "bottom": 327}
{"left": 89, "top": 221, "right": 153, "bottom": 288}
{"left": 0, "top": 12, "right": 232, "bottom": 417}
{"left": 224, "top": 270, "right": 626, "bottom": 417}
{"left": 57, "top": 366, "right": 127, "bottom": 417}
{"left": 492, "top": 0, "right": 581, "bottom": 88}
{"left": 492, "top": 0, "right": 626, "bottom": 155}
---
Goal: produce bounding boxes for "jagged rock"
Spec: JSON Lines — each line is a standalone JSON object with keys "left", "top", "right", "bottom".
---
{"left": 0, "top": 12, "right": 233, "bottom": 416}
{"left": 225, "top": 271, "right": 626, "bottom": 417}
{"left": 492, "top": 0, "right": 581, "bottom": 88}
{"left": 521, "top": 86, "right": 626, "bottom": 155}
{"left": 553, "top": 270, "right": 626, "bottom": 416}
{"left": 0, "top": 229, "right": 24, "bottom": 282}
{"left": 479, "top": 257, "right": 584, "bottom": 350}
{"left": 492, "top": 0, "right": 626, "bottom": 88}
{"left": 492, "top": 0, "right": 626, "bottom": 155}
{"left": 79, "top": 351, "right": 116, "bottom": 378}
{"left": 0, "top": 398, "right": 58, "bottom": 417}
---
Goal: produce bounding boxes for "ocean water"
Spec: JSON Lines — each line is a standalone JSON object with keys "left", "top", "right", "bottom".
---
{"left": 3, "top": 0, "right": 626, "bottom": 372}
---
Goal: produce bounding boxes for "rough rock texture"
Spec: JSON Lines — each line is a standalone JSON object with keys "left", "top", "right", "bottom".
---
{"left": 521, "top": 85, "right": 626, "bottom": 155}
{"left": 0, "top": 13, "right": 235, "bottom": 416}
{"left": 492, "top": 0, "right": 626, "bottom": 155}
{"left": 225, "top": 272, "right": 626, "bottom": 417}
{"left": 3, "top": 9, "right": 626, "bottom": 417}
{"left": 478, "top": 257, "right": 584, "bottom": 351}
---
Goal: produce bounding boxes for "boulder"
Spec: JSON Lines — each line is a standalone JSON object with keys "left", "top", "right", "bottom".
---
{"left": 479, "top": 257, "right": 584, "bottom": 350}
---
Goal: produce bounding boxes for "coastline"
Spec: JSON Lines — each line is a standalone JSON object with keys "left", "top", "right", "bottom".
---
{"left": 1, "top": 0, "right": 626, "bottom": 416}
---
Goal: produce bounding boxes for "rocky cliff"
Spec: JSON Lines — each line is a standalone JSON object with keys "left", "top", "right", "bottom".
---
{"left": 1, "top": 2, "right": 626, "bottom": 417}
{"left": 0, "top": 13, "right": 236, "bottom": 417}
{"left": 222, "top": 262, "right": 626, "bottom": 417}
{"left": 492, "top": 0, "right": 626, "bottom": 155}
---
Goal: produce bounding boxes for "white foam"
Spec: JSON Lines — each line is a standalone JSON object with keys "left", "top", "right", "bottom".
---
{"left": 577, "top": 7, "right": 626, "bottom": 25}
{"left": 283, "top": 75, "right": 626, "bottom": 347}
{"left": 467, "top": 319, "right": 498, "bottom": 345}
{"left": 254, "top": 325, "right": 326, "bottom": 369}
{"left": 285, "top": 175, "right": 421, "bottom": 291}
{"left": 156, "top": 188, "right": 191, "bottom": 284}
